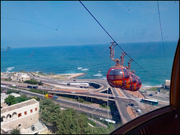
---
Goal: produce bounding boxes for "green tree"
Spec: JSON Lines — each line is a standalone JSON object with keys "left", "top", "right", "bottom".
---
{"left": 5, "top": 94, "right": 31, "bottom": 106}
{"left": 56, "top": 109, "right": 81, "bottom": 134}
{"left": 31, "top": 96, "right": 40, "bottom": 101}
{"left": 40, "top": 99, "right": 60, "bottom": 124}
{"left": 78, "top": 97, "right": 84, "bottom": 103}
{"left": 16, "top": 94, "right": 31, "bottom": 103}
{"left": 5, "top": 95, "right": 16, "bottom": 106}
{"left": 39, "top": 99, "right": 110, "bottom": 134}
{"left": 24, "top": 79, "right": 42, "bottom": 85}
{"left": 101, "top": 103, "right": 107, "bottom": 107}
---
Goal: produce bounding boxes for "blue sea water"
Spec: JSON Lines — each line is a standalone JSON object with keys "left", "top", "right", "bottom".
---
{"left": 1, "top": 41, "right": 177, "bottom": 86}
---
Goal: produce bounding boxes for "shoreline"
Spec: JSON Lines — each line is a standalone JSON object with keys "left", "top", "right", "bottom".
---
{"left": 53, "top": 73, "right": 86, "bottom": 79}
{"left": 1, "top": 72, "right": 86, "bottom": 80}
{"left": 1, "top": 71, "right": 163, "bottom": 87}
{"left": 140, "top": 85, "right": 162, "bottom": 90}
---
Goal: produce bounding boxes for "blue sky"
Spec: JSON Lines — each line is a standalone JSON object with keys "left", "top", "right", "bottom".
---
{"left": 1, "top": 1, "right": 179, "bottom": 48}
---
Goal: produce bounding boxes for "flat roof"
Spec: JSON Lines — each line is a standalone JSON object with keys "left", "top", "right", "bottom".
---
{"left": 1, "top": 99, "right": 38, "bottom": 114}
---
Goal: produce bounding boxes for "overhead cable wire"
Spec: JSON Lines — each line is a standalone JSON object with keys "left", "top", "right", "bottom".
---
{"left": 1, "top": 17, "right": 57, "bottom": 31}
{"left": 79, "top": 0, "right": 151, "bottom": 76}
{"left": 157, "top": 1, "right": 167, "bottom": 68}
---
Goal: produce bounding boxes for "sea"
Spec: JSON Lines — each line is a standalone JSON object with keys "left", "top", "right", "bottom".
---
{"left": 1, "top": 41, "right": 178, "bottom": 86}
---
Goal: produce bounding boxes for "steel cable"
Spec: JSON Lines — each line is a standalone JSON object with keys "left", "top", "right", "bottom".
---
{"left": 79, "top": 1, "right": 151, "bottom": 76}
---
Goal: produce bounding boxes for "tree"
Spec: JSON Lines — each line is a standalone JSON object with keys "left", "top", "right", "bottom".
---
{"left": 39, "top": 99, "right": 110, "bottom": 134}
{"left": 9, "top": 128, "right": 20, "bottom": 134}
{"left": 5, "top": 94, "right": 30, "bottom": 106}
{"left": 6, "top": 89, "right": 20, "bottom": 94}
{"left": 78, "top": 97, "right": 84, "bottom": 103}
{"left": 40, "top": 99, "right": 60, "bottom": 125}
{"left": 101, "top": 103, "right": 107, "bottom": 107}
{"left": 5, "top": 95, "right": 16, "bottom": 106}
{"left": 31, "top": 96, "right": 40, "bottom": 101}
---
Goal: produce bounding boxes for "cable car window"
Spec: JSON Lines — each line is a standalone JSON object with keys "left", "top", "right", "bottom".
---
{"left": 137, "top": 77, "right": 141, "bottom": 85}
{"left": 131, "top": 74, "right": 137, "bottom": 83}
{"left": 109, "top": 69, "right": 114, "bottom": 75}
{"left": 113, "top": 69, "right": 123, "bottom": 76}
{"left": 123, "top": 68, "right": 129, "bottom": 78}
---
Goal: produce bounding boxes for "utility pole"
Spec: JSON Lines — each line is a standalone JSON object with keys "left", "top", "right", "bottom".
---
{"left": 107, "top": 88, "right": 109, "bottom": 125}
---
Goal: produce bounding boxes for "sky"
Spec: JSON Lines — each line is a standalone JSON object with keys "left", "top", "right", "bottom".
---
{"left": 1, "top": 1, "right": 179, "bottom": 48}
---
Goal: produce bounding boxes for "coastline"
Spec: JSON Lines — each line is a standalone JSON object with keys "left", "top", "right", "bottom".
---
{"left": 140, "top": 85, "right": 162, "bottom": 90}
{"left": 1, "top": 71, "right": 163, "bottom": 88}
{"left": 53, "top": 73, "right": 86, "bottom": 79}
{"left": 1, "top": 72, "right": 86, "bottom": 80}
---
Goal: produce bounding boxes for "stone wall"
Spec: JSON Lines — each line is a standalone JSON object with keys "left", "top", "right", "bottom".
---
{"left": 1, "top": 99, "right": 39, "bottom": 131}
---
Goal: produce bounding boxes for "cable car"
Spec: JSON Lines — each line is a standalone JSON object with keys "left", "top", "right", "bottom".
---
{"left": 107, "top": 42, "right": 130, "bottom": 88}
{"left": 107, "top": 66, "right": 130, "bottom": 88}
{"left": 124, "top": 59, "right": 142, "bottom": 91}
{"left": 123, "top": 72, "right": 142, "bottom": 91}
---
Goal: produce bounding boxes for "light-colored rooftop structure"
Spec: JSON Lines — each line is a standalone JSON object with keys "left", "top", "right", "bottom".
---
{"left": 163, "top": 80, "right": 170, "bottom": 89}
{"left": 9, "top": 72, "right": 31, "bottom": 82}
{"left": 1, "top": 99, "right": 39, "bottom": 133}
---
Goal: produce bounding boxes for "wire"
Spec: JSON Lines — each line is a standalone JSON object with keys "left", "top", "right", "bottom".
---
{"left": 79, "top": 1, "right": 151, "bottom": 76}
{"left": 1, "top": 17, "right": 57, "bottom": 31}
{"left": 157, "top": 1, "right": 167, "bottom": 69}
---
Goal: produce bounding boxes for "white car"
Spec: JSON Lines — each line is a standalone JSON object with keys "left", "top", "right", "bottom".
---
{"left": 1, "top": 85, "right": 6, "bottom": 87}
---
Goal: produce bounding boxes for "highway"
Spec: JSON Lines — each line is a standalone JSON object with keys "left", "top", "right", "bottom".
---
{"left": 49, "top": 90, "right": 114, "bottom": 101}
{"left": 2, "top": 86, "right": 112, "bottom": 119}
{"left": 1, "top": 74, "right": 152, "bottom": 124}
{"left": 110, "top": 87, "right": 150, "bottom": 124}
{"left": 1, "top": 80, "right": 115, "bottom": 101}
{"left": 111, "top": 88, "right": 132, "bottom": 123}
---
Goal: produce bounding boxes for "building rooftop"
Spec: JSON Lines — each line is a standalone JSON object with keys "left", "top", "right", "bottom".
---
{"left": 1, "top": 99, "right": 38, "bottom": 114}
{"left": 164, "top": 80, "right": 170, "bottom": 86}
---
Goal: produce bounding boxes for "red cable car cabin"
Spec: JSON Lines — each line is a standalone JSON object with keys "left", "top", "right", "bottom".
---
{"left": 107, "top": 66, "right": 130, "bottom": 88}
{"left": 123, "top": 72, "right": 142, "bottom": 91}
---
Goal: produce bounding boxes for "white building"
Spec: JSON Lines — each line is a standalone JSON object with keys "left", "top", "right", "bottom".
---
{"left": 12, "top": 73, "right": 30, "bottom": 82}
{"left": 163, "top": 80, "right": 170, "bottom": 89}
{"left": 1, "top": 99, "right": 47, "bottom": 134}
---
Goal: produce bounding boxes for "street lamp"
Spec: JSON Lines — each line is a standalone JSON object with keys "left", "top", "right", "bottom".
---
{"left": 107, "top": 88, "right": 109, "bottom": 125}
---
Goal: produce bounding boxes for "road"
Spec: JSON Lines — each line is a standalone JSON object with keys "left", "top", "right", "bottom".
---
{"left": 3, "top": 86, "right": 112, "bottom": 119}
{"left": 111, "top": 88, "right": 132, "bottom": 123}
{"left": 1, "top": 74, "right": 155, "bottom": 124}
{"left": 1, "top": 80, "right": 114, "bottom": 101}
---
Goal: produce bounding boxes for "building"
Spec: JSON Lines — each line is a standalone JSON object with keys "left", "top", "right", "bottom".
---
{"left": 1, "top": 99, "right": 48, "bottom": 134}
{"left": 12, "top": 73, "right": 31, "bottom": 82}
{"left": 163, "top": 80, "right": 170, "bottom": 90}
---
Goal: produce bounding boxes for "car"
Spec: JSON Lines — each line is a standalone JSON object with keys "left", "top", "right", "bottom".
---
{"left": 136, "top": 109, "right": 142, "bottom": 113}
{"left": 1, "top": 85, "right": 6, "bottom": 87}
{"left": 71, "top": 92, "right": 76, "bottom": 94}
{"left": 129, "top": 103, "right": 134, "bottom": 106}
